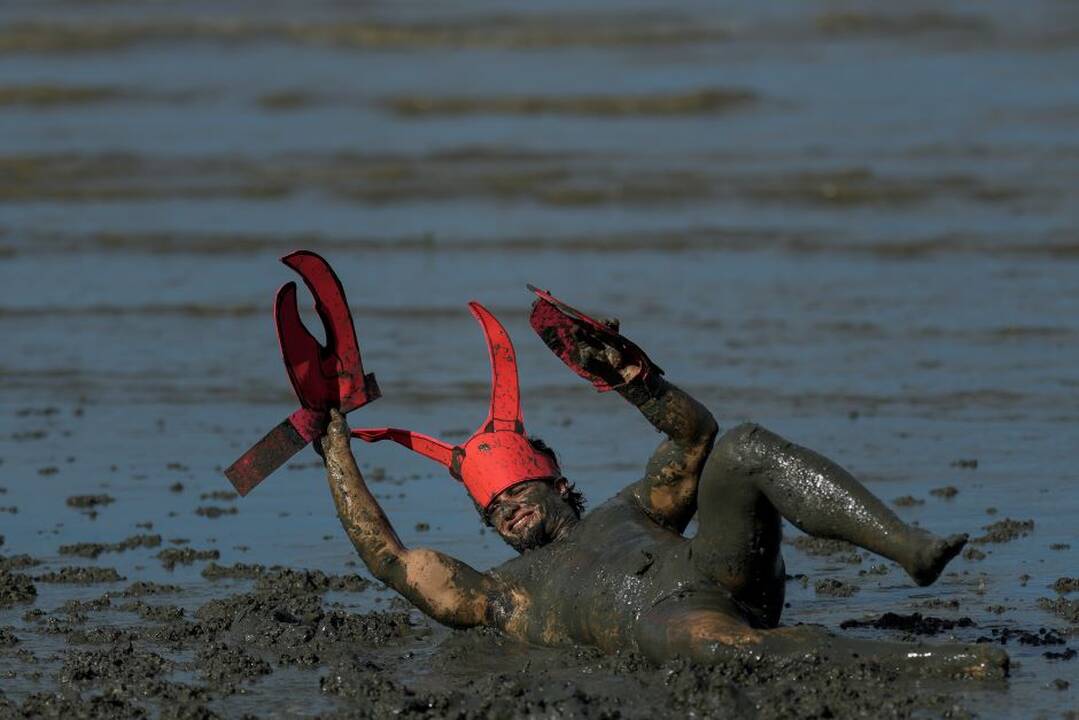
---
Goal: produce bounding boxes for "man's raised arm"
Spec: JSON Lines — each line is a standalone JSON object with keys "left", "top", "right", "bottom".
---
{"left": 616, "top": 375, "right": 718, "bottom": 532}
{"left": 528, "top": 292, "right": 718, "bottom": 532}
{"left": 320, "top": 410, "right": 521, "bottom": 630}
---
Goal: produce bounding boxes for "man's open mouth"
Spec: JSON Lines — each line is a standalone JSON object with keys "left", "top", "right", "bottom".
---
{"left": 508, "top": 509, "right": 535, "bottom": 532}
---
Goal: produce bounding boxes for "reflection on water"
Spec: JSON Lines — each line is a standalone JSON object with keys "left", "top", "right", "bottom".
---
{"left": 1, "top": 0, "right": 1076, "bottom": 716}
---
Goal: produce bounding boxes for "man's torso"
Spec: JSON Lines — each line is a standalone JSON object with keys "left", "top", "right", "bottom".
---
{"left": 489, "top": 489, "right": 726, "bottom": 652}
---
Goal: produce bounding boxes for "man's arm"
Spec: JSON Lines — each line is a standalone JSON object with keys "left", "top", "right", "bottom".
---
{"left": 320, "top": 410, "right": 522, "bottom": 631}
{"left": 617, "top": 375, "right": 718, "bottom": 533}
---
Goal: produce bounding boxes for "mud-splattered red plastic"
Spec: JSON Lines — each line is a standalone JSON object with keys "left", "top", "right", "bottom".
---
{"left": 224, "top": 251, "right": 380, "bottom": 496}
{"left": 353, "top": 303, "right": 559, "bottom": 510}
{"left": 527, "top": 285, "right": 661, "bottom": 392}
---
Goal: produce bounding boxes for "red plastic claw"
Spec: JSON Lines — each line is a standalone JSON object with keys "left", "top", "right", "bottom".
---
{"left": 276, "top": 251, "right": 380, "bottom": 413}
{"left": 527, "top": 285, "right": 662, "bottom": 392}
{"left": 224, "top": 251, "right": 379, "bottom": 497}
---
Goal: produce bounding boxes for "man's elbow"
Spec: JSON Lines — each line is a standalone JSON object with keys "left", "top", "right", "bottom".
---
{"left": 365, "top": 550, "right": 405, "bottom": 585}
{"left": 686, "top": 407, "right": 718, "bottom": 448}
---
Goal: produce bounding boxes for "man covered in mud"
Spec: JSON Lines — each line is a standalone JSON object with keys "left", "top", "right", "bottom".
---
{"left": 320, "top": 291, "right": 1007, "bottom": 677}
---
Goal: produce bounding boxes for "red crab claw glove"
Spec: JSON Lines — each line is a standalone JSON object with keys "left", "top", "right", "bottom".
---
{"left": 527, "top": 285, "right": 663, "bottom": 396}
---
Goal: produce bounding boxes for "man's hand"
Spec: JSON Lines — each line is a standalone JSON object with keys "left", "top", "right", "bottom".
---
{"left": 319, "top": 409, "right": 350, "bottom": 459}
{"left": 570, "top": 330, "right": 641, "bottom": 387}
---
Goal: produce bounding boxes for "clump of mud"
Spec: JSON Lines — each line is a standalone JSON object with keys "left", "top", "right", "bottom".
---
{"left": 971, "top": 518, "right": 1034, "bottom": 544}
{"left": 1037, "top": 597, "right": 1079, "bottom": 624}
{"left": 0, "top": 554, "right": 40, "bottom": 572}
{"left": 814, "top": 578, "right": 859, "bottom": 597}
{"left": 198, "top": 491, "right": 237, "bottom": 502}
{"left": 156, "top": 547, "right": 219, "bottom": 570}
{"left": 201, "top": 563, "right": 371, "bottom": 592}
{"left": 195, "top": 505, "right": 236, "bottom": 518}
{"left": 913, "top": 598, "right": 961, "bottom": 610}
{"left": 59, "top": 534, "right": 162, "bottom": 559}
{"left": 64, "top": 494, "right": 115, "bottom": 508}
{"left": 122, "top": 581, "right": 182, "bottom": 597}
{"left": 787, "top": 536, "right": 856, "bottom": 556}
{"left": 0, "top": 626, "right": 19, "bottom": 646}
{"left": 35, "top": 567, "right": 125, "bottom": 584}
{"left": 0, "top": 571, "right": 37, "bottom": 606}
{"left": 977, "top": 627, "right": 1067, "bottom": 647}
{"left": 383, "top": 88, "right": 758, "bottom": 118}
{"left": 0, "top": 86, "right": 122, "bottom": 107}
{"left": 929, "top": 485, "right": 958, "bottom": 499}
{"left": 840, "top": 612, "right": 976, "bottom": 637}
{"left": 1052, "top": 577, "right": 1077, "bottom": 594}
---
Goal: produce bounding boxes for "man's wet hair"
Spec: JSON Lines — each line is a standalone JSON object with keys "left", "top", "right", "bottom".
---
{"left": 476, "top": 437, "right": 587, "bottom": 525}
{"left": 527, "top": 437, "right": 586, "bottom": 518}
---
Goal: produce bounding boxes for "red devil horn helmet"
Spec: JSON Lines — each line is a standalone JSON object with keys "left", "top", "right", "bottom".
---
{"left": 352, "top": 302, "right": 560, "bottom": 509}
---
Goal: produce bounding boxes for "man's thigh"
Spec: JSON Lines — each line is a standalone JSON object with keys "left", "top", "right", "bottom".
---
{"left": 689, "top": 424, "right": 785, "bottom": 626}
{"left": 634, "top": 590, "right": 761, "bottom": 663}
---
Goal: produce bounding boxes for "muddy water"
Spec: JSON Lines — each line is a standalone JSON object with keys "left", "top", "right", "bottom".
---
{"left": 1, "top": 0, "right": 1077, "bottom": 717}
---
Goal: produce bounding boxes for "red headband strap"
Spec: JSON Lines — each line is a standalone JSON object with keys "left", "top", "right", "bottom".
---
{"left": 350, "top": 428, "right": 454, "bottom": 467}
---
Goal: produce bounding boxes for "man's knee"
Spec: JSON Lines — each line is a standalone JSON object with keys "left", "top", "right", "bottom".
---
{"left": 709, "top": 422, "right": 767, "bottom": 471}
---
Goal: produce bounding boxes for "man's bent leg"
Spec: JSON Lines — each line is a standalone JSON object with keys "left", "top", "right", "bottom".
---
{"left": 691, "top": 423, "right": 967, "bottom": 609}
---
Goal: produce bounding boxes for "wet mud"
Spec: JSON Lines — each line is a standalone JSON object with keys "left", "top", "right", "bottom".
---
{"left": 814, "top": 578, "right": 861, "bottom": 597}
{"left": 0, "top": 557, "right": 1022, "bottom": 719}
{"left": 973, "top": 518, "right": 1036, "bottom": 544}
{"left": 840, "top": 612, "right": 976, "bottom": 637}
{"left": 383, "top": 88, "right": 757, "bottom": 118}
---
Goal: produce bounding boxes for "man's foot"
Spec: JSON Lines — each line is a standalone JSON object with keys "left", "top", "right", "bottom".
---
{"left": 903, "top": 532, "right": 968, "bottom": 586}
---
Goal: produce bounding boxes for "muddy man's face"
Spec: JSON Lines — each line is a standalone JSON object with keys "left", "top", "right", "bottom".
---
{"left": 486, "top": 479, "right": 576, "bottom": 553}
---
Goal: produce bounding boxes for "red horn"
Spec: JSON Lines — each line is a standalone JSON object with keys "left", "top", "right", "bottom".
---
{"left": 467, "top": 302, "right": 523, "bottom": 434}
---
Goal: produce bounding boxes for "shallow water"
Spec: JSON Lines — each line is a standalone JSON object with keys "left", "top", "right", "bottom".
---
{"left": 1, "top": 0, "right": 1077, "bottom": 717}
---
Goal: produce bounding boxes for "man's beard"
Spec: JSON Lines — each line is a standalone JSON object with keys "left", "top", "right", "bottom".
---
{"left": 504, "top": 522, "right": 550, "bottom": 553}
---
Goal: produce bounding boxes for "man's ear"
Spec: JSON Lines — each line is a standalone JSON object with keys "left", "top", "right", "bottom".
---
{"left": 553, "top": 477, "right": 570, "bottom": 497}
